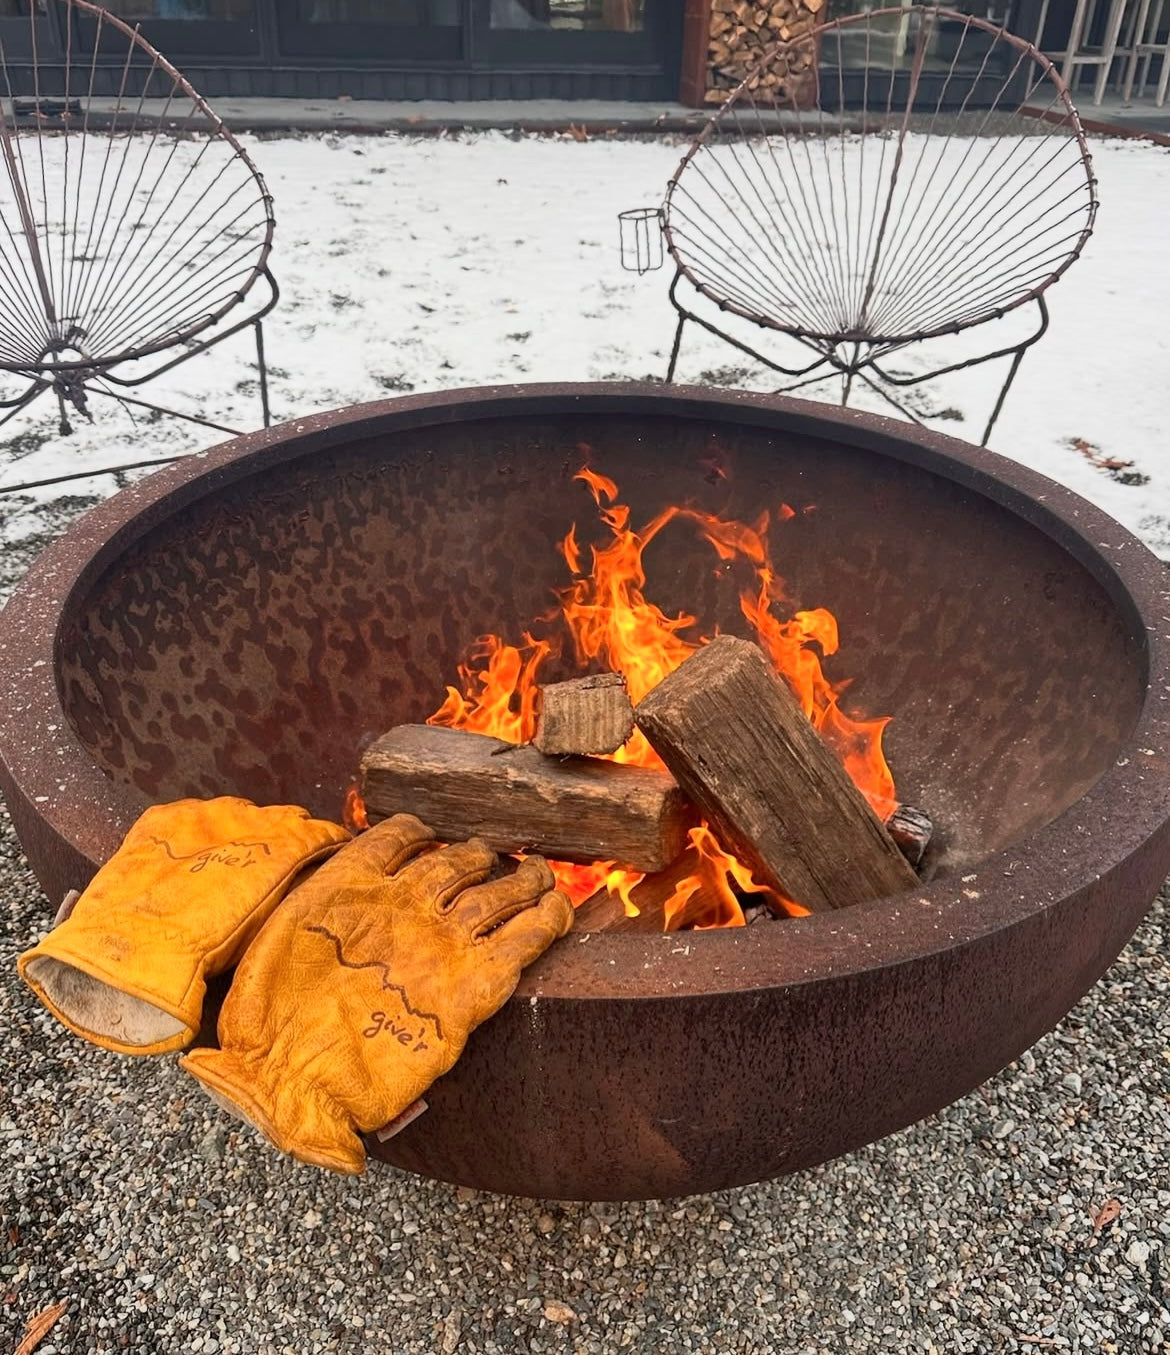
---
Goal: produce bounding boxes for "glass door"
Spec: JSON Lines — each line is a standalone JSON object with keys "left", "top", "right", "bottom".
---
{"left": 822, "top": 1, "right": 1046, "bottom": 108}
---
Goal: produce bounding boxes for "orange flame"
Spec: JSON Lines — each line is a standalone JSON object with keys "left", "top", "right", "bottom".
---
{"left": 343, "top": 782, "right": 369, "bottom": 833}
{"left": 428, "top": 633, "right": 555, "bottom": 746}
{"left": 427, "top": 465, "right": 898, "bottom": 925}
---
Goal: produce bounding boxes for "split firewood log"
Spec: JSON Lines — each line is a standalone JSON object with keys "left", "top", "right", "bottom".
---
{"left": 533, "top": 672, "right": 634, "bottom": 757}
{"left": 634, "top": 637, "right": 918, "bottom": 913}
{"left": 360, "top": 724, "right": 696, "bottom": 874}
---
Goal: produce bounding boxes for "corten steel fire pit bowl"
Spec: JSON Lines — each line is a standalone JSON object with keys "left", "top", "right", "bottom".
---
{"left": 3, "top": 384, "right": 1170, "bottom": 1202}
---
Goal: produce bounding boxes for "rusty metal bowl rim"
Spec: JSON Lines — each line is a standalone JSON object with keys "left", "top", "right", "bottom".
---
{"left": 1, "top": 383, "right": 1167, "bottom": 1007}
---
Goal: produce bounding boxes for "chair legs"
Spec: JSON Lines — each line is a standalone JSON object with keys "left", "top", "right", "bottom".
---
{"left": 661, "top": 305, "right": 1040, "bottom": 447}
{"left": 665, "top": 312, "right": 687, "bottom": 385}
{"left": 0, "top": 379, "right": 47, "bottom": 427}
{"left": 68, "top": 266, "right": 280, "bottom": 435}
{"left": 837, "top": 342, "right": 1031, "bottom": 447}
{"left": 255, "top": 318, "right": 272, "bottom": 428}
{"left": 82, "top": 385, "right": 245, "bottom": 436}
{"left": 980, "top": 346, "right": 1030, "bottom": 447}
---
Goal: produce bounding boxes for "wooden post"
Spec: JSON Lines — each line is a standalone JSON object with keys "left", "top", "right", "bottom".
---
{"left": 634, "top": 636, "right": 918, "bottom": 912}
{"left": 679, "top": 0, "right": 715, "bottom": 107}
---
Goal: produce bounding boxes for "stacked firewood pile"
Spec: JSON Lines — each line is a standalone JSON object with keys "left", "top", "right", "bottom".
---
{"left": 705, "top": 0, "right": 824, "bottom": 105}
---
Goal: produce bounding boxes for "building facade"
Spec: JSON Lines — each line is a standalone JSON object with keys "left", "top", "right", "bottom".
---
{"left": 0, "top": 0, "right": 1067, "bottom": 103}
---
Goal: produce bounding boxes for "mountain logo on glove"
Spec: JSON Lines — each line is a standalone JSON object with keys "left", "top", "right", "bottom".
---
{"left": 306, "top": 923, "right": 445, "bottom": 1044}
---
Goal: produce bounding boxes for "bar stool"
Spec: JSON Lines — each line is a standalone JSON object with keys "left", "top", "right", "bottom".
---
{"left": 1034, "top": 0, "right": 1137, "bottom": 104}
{"left": 1121, "top": 0, "right": 1170, "bottom": 104}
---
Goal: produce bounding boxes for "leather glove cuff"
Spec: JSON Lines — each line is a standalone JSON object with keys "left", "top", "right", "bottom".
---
{"left": 182, "top": 1046, "right": 370, "bottom": 1173}
{"left": 18, "top": 797, "right": 350, "bottom": 1055}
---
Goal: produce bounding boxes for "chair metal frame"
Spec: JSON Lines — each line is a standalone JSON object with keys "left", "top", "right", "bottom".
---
{"left": 0, "top": 0, "right": 277, "bottom": 440}
{"left": 659, "top": 7, "right": 1098, "bottom": 446}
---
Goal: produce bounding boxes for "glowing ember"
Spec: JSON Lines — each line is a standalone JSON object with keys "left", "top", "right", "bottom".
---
{"left": 427, "top": 464, "right": 897, "bottom": 927}
{"left": 343, "top": 782, "right": 369, "bottom": 833}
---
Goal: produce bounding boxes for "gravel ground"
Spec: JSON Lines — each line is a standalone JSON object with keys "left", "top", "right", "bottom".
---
{"left": 1, "top": 519, "right": 1169, "bottom": 1354}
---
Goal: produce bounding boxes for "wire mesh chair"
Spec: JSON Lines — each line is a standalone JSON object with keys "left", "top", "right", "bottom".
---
{"left": 659, "top": 6, "right": 1098, "bottom": 444}
{"left": 0, "top": 0, "right": 276, "bottom": 438}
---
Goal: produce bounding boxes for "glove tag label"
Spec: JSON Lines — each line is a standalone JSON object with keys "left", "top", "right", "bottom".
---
{"left": 374, "top": 1097, "right": 429, "bottom": 1142}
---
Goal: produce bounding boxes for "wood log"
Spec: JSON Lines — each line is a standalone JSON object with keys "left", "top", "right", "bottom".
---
{"left": 634, "top": 637, "right": 919, "bottom": 913}
{"left": 885, "top": 804, "right": 934, "bottom": 871}
{"left": 703, "top": 0, "right": 821, "bottom": 107}
{"left": 573, "top": 852, "right": 725, "bottom": 933}
{"left": 532, "top": 672, "right": 635, "bottom": 757}
{"left": 360, "top": 724, "right": 696, "bottom": 874}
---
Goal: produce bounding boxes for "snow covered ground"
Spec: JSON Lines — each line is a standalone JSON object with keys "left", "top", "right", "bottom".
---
{"left": 1, "top": 128, "right": 1168, "bottom": 560}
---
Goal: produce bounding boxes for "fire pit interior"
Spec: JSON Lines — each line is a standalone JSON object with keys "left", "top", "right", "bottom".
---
{"left": 3, "top": 385, "right": 1168, "bottom": 1201}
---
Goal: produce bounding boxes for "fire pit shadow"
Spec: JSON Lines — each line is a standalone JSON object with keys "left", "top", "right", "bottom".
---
{"left": 2, "top": 384, "right": 1168, "bottom": 1201}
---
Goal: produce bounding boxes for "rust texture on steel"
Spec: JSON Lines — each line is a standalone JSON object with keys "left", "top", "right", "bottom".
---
{"left": 1, "top": 384, "right": 1168, "bottom": 1201}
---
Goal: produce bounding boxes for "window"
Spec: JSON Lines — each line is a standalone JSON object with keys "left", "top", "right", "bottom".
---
{"left": 295, "top": 0, "right": 456, "bottom": 25}
{"left": 826, "top": 2, "right": 1020, "bottom": 75}
{"left": 100, "top": 0, "right": 254, "bottom": 16}
{"left": 492, "top": 0, "right": 646, "bottom": 33}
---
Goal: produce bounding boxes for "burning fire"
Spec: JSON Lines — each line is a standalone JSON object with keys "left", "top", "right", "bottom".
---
{"left": 427, "top": 465, "right": 896, "bottom": 929}
{"left": 343, "top": 782, "right": 369, "bottom": 832}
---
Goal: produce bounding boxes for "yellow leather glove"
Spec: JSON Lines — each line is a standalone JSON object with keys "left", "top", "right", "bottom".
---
{"left": 180, "top": 814, "right": 574, "bottom": 1174}
{"left": 18, "top": 797, "right": 350, "bottom": 1056}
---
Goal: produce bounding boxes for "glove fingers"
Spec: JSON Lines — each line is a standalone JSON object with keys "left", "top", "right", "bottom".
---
{"left": 322, "top": 814, "right": 438, "bottom": 880}
{"left": 453, "top": 856, "right": 557, "bottom": 938}
{"left": 483, "top": 888, "right": 574, "bottom": 966}
{"left": 393, "top": 839, "right": 498, "bottom": 910}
